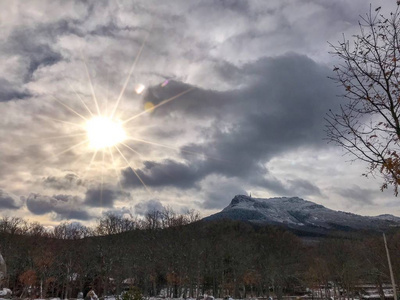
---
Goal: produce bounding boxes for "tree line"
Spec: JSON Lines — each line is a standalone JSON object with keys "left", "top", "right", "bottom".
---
{"left": 0, "top": 212, "right": 400, "bottom": 300}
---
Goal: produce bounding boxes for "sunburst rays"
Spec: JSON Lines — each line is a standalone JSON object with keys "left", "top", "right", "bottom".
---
{"left": 65, "top": 76, "right": 95, "bottom": 118}
{"left": 51, "top": 95, "right": 88, "bottom": 122}
{"left": 81, "top": 51, "right": 102, "bottom": 116}
{"left": 40, "top": 140, "right": 90, "bottom": 165}
{"left": 38, "top": 132, "right": 88, "bottom": 141}
{"left": 110, "top": 26, "right": 152, "bottom": 119}
{"left": 115, "top": 145, "right": 152, "bottom": 195}
{"left": 37, "top": 25, "right": 208, "bottom": 201}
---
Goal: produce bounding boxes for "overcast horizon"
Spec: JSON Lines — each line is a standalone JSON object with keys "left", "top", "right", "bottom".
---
{"left": 0, "top": 0, "right": 399, "bottom": 226}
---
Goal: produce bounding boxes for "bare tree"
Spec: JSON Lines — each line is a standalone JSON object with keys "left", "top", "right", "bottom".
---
{"left": 144, "top": 209, "right": 162, "bottom": 230}
{"left": 326, "top": 4, "right": 400, "bottom": 194}
{"left": 28, "top": 221, "right": 49, "bottom": 237}
{"left": 160, "top": 206, "right": 200, "bottom": 228}
{"left": 0, "top": 216, "right": 28, "bottom": 235}
{"left": 53, "top": 222, "right": 92, "bottom": 239}
{"left": 95, "top": 213, "right": 137, "bottom": 235}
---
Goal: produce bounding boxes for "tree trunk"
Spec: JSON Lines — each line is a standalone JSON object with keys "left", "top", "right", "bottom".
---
{"left": 377, "top": 281, "right": 385, "bottom": 300}
{"left": 189, "top": 277, "right": 193, "bottom": 298}
{"left": 153, "top": 279, "right": 157, "bottom": 296}
{"left": 276, "top": 285, "right": 283, "bottom": 300}
{"left": 213, "top": 273, "right": 216, "bottom": 297}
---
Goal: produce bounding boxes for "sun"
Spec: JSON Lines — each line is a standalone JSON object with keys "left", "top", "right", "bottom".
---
{"left": 43, "top": 26, "right": 197, "bottom": 196}
{"left": 86, "top": 116, "right": 126, "bottom": 150}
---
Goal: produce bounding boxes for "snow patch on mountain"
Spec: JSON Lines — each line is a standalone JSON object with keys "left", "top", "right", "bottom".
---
{"left": 205, "top": 195, "right": 400, "bottom": 232}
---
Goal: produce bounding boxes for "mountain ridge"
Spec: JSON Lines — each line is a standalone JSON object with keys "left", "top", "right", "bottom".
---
{"left": 203, "top": 195, "right": 400, "bottom": 236}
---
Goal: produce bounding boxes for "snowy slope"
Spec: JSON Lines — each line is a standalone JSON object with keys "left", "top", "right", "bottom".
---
{"left": 204, "top": 195, "right": 400, "bottom": 234}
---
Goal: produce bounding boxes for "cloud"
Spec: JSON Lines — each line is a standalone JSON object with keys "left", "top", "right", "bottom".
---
{"left": 122, "top": 159, "right": 207, "bottom": 190}
{"left": 122, "top": 54, "right": 338, "bottom": 193}
{"left": 0, "top": 189, "right": 24, "bottom": 209}
{"left": 102, "top": 207, "right": 133, "bottom": 218}
{"left": 200, "top": 176, "right": 248, "bottom": 209}
{"left": 26, "top": 193, "right": 90, "bottom": 220}
{"left": 84, "top": 187, "right": 129, "bottom": 208}
{"left": 134, "top": 199, "right": 164, "bottom": 216}
{"left": 2, "top": 23, "right": 64, "bottom": 84}
{"left": 287, "top": 179, "right": 322, "bottom": 197}
{"left": 43, "top": 173, "right": 86, "bottom": 190}
{"left": 61, "top": 210, "right": 91, "bottom": 221}
{"left": 1, "top": 0, "right": 398, "bottom": 223}
{"left": 0, "top": 78, "right": 30, "bottom": 101}
{"left": 333, "top": 185, "right": 376, "bottom": 205}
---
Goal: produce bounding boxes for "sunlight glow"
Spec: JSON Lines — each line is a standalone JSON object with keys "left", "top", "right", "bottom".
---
{"left": 86, "top": 116, "right": 126, "bottom": 149}
{"left": 42, "top": 25, "right": 201, "bottom": 197}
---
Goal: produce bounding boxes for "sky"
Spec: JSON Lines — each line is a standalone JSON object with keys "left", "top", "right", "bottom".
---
{"left": 0, "top": 0, "right": 399, "bottom": 226}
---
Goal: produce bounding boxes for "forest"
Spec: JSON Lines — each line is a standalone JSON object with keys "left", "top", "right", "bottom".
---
{"left": 0, "top": 211, "right": 399, "bottom": 300}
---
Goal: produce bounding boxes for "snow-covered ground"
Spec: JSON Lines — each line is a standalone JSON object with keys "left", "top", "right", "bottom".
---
{"left": 0, "top": 288, "right": 12, "bottom": 300}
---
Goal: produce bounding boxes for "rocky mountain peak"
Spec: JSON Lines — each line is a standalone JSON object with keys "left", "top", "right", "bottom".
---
{"left": 205, "top": 195, "right": 400, "bottom": 237}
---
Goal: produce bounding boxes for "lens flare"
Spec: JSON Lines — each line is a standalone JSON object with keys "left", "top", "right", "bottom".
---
{"left": 144, "top": 101, "right": 154, "bottom": 112}
{"left": 86, "top": 116, "right": 126, "bottom": 149}
{"left": 135, "top": 83, "right": 145, "bottom": 94}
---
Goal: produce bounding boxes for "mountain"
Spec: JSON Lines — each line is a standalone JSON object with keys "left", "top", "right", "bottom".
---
{"left": 203, "top": 195, "right": 400, "bottom": 237}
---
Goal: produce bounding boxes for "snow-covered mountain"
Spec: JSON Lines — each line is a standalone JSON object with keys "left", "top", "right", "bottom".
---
{"left": 204, "top": 195, "right": 400, "bottom": 235}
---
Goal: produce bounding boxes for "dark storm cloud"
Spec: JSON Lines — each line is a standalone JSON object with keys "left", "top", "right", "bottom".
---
{"left": 4, "top": 25, "right": 64, "bottom": 82}
{"left": 0, "top": 189, "right": 23, "bottom": 209}
{"left": 84, "top": 187, "right": 129, "bottom": 208}
{"left": 333, "top": 185, "right": 376, "bottom": 205}
{"left": 26, "top": 194, "right": 52, "bottom": 215}
{"left": 123, "top": 54, "right": 338, "bottom": 192}
{"left": 122, "top": 160, "right": 208, "bottom": 189}
{"left": 287, "top": 179, "right": 322, "bottom": 197}
{"left": 26, "top": 193, "right": 90, "bottom": 220}
{"left": 143, "top": 80, "right": 227, "bottom": 118}
{"left": 134, "top": 199, "right": 164, "bottom": 216}
{"left": 0, "top": 78, "right": 30, "bottom": 101}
